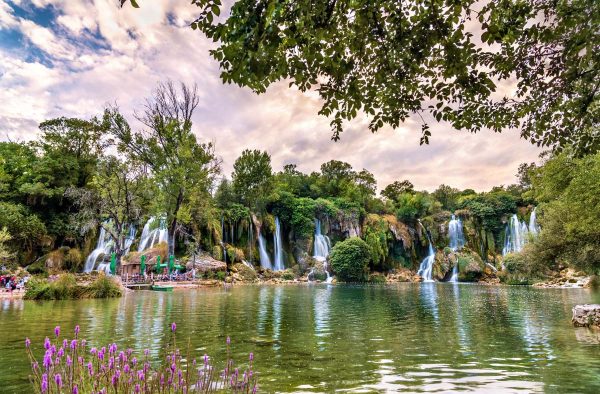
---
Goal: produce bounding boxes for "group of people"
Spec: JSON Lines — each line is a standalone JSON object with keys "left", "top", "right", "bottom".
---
{"left": 1, "top": 275, "right": 28, "bottom": 292}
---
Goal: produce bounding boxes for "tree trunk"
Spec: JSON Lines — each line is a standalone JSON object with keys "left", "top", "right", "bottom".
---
{"left": 168, "top": 189, "right": 184, "bottom": 257}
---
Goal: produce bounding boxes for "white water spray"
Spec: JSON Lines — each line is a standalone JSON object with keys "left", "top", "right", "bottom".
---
{"left": 448, "top": 214, "right": 465, "bottom": 283}
{"left": 273, "top": 217, "right": 284, "bottom": 271}
{"left": 138, "top": 216, "right": 168, "bottom": 252}
{"left": 311, "top": 219, "right": 332, "bottom": 283}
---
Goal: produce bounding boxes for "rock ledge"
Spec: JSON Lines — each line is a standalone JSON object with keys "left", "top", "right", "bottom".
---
{"left": 572, "top": 304, "right": 600, "bottom": 327}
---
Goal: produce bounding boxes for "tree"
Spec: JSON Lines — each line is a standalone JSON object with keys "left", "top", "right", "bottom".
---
{"left": 123, "top": 0, "right": 599, "bottom": 154}
{"left": 231, "top": 149, "right": 273, "bottom": 210}
{"left": 66, "top": 156, "right": 149, "bottom": 267}
{"left": 318, "top": 160, "right": 356, "bottom": 197}
{"left": 330, "top": 237, "right": 372, "bottom": 282}
{"left": 432, "top": 184, "right": 461, "bottom": 211}
{"left": 0, "top": 227, "right": 15, "bottom": 265}
{"left": 109, "top": 81, "right": 221, "bottom": 256}
{"left": 381, "top": 180, "right": 414, "bottom": 202}
{"left": 528, "top": 151, "right": 600, "bottom": 273}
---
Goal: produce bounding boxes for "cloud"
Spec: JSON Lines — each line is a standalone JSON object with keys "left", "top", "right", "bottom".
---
{"left": 0, "top": 0, "right": 542, "bottom": 192}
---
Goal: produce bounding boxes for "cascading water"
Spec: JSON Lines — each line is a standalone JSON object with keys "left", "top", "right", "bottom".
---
{"left": 448, "top": 215, "right": 465, "bottom": 251}
{"left": 529, "top": 207, "right": 540, "bottom": 236}
{"left": 448, "top": 214, "right": 465, "bottom": 283}
{"left": 258, "top": 228, "right": 272, "bottom": 270}
{"left": 502, "top": 214, "right": 529, "bottom": 255}
{"left": 138, "top": 216, "right": 168, "bottom": 252}
{"left": 273, "top": 217, "right": 284, "bottom": 271}
{"left": 221, "top": 216, "right": 227, "bottom": 263}
{"left": 417, "top": 234, "right": 436, "bottom": 282}
{"left": 84, "top": 227, "right": 113, "bottom": 273}
{"left": 122, "top": 225, "right": 136, "bottom": 256}
{"left": 312, "top": 218, "right": 332, "bottom": 283}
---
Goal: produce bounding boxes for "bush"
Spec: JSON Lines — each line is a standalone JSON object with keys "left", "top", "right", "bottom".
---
{"left": 281, "top": 269, "right": 295, "bottom": 280}
{"left": 330, "top": 237, "right": 372, "bottom": 282}
{"left": 500, "top": 250, "right": 542, "bottom": 285}
{"left": 215, "top": 270, "right": 227, "bottom": 281}
{"left": 81, "top": 274, "right": 123, "bottom": 298}
{"left": 24, "top": 273, "right": 122, "bottom": 300}
{"left": 368, "top": 272, "right": 387, "bottom": 283}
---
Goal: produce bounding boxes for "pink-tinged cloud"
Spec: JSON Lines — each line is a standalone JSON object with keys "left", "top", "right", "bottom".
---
{"left": 0, "top": 0, "right": 541, "bottom": 192}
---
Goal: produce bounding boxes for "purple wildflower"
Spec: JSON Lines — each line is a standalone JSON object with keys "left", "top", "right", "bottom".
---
{"left": 43, "top": 351, "right": 53, "bottom": 369}
{"left": 44, "top": 337, "right": 50, "bottom": 350}
{"left": 171, "top": 322, "right": 176, "bottom": 333}
{"left": 134, "top": 384, "right": 141, "bottom": 393}
{"left": 137, "top": 370, "right": 145, "bottom": 381}
{"left": 54, "top": 326, "right": 60, "bottom": 338}
{"left": 54, "top": 373, "right": 62, "bottom": 388}
{"left": 74, "top": 325, "right": 80, "bottom": 337}
{"left": 249, "top": 352, "right": 254, "bottom": 361}
{"left": 41, "top": 374, "right": 48, "bottom": 393}
{"left": 226, "top": 336, "right": 231, "bottom": 345}
{"left": 70, "top": 339, "right": 77, "bottom": 350}
{"left": 25, "top": 338, "right": 31, "bottom": 348}
{"left": 73, "top": 385, "right": 79, "bottom": 394}
{"left": 90, "top": 347, "right": 97, "bottom": 355}
{"left": 66, "top": 355, "right": 72, "bottom": 367}
{"left": 87, "top": 362, "right": 93, "bottom": 376}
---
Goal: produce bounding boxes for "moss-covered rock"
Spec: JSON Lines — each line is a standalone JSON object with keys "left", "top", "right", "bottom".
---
{"left": 231, "top": 263, "right": 257, "bottom": 282}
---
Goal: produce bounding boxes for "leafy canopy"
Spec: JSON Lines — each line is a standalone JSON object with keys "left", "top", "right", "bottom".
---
{"left": 125, "top": 0, "right": 600, "bottom": 154}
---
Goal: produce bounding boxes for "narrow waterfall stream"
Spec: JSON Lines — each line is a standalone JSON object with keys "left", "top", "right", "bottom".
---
{"left": 448, "top": 214, "right": 465, "bottom": 282}
{"left": 273, "top": 217, "right": 284, "bottom": 271}
{"left": 312, "top": 218, "right": 332, "bottom": 283}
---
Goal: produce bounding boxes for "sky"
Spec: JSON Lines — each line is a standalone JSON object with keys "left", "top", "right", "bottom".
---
{"left": 0, "top": 0, "right": 542, "bottom": 192}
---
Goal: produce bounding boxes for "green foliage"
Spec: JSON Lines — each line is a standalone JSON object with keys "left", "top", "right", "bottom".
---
{"left": 232, "top": 149, "right": 273, "bottom": 210}
{"left": 527, "top": 151, "right": 600, "bottom": 273}
{"left": 181, "top": 0, "right": 599, "bottom": 154}
{"left": 362, "top": 215, "right": 389, "bottom": 270}
{"left": 0, "top": 227, "right": 15, "bottom": 264}
{"left": 24, "top": 273, "right": 122, "bottom": 300}
{"left": 395, "top": 192, "right": 436, "bottom": 222}
{"left": 432, "top": 184, "right": 461, "bottom": 212}
{"left": 330, "top": 237, "right": 372, "bottom": 282}
{"left": 380, "top": 180, "right": 414, "bottom": 202}
{"left": 269, "top": 192, "right": 316, "bottom": 239}
{"left": 108, "top": 82, "right": 220, "bottom": 256}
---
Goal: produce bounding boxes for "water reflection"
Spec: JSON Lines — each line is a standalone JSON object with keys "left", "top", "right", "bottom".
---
{"left": 1, "top": 284, "right": 600, "bottom": 393}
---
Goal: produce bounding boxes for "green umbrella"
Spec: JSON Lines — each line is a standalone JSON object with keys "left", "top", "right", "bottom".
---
{"left": 169, "top": 255, "right": 175, "bottom": 274}
{"left": 140, "top": 255, "right": 146, "bottom": 277}
{"left": 110, "top": 252, "right": 116, "bottom": 275}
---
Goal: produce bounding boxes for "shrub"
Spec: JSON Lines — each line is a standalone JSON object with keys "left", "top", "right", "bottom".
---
{"left": 24, "top": 273, "right": 122, "bottom": 300}
{"left": 368, "top": 272, "right": 387, "bottom": 283}
{"left": 330, "top": 237, "right": 372, "bottom": 282}
{"left": 215, "top": 270, "right": 227, "bottom": 281}
{"left": 281, "top": 269, "right": 295, "bottom": 280}
{"left": 81, "top": 274, "right": 122, "bottom": 298}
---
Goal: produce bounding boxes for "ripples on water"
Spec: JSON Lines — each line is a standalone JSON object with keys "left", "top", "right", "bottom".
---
{"left": 2, "top": 283, "right": 600, "bottom": 393}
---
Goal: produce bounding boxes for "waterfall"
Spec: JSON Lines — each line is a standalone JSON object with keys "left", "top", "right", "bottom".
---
{"left": 221, "top": 216, "right": 227, "bottom": 263}
{"left": 138, "top": 216, "right": 168, "bottom": 252}
{"left": 258, "top": 229, "right": 272, "bottom": 270}
{"left": 84, "top": 226, "right": 113, "bottom": 273}
{"left": 312, "top": 218, "right": 332, "bottom": 283}
{"left": 529, "top": 207, "right": 540, "bottom": 236}
{"left": 122, "top": 225, "right": 136, "bottom": 256}
{"left": 248, "top": 219, "right": 253, "bottom": 263}
{"left": 449, "top": 265, "right": 459, "bottom": 283}
{"left": 448, "top": 215, "right": 465, "bottom": 251}
{"left": 417, "top": 235, "right": 436, "bottom": 282}
{"left": 448, "top": 214, "right": 464, "bottom": 283}
{"left": 502, "top": 214, "right": 529, "bottom": 255}
{"left": 273, "top": 217, "right": 284, "bottom": 271}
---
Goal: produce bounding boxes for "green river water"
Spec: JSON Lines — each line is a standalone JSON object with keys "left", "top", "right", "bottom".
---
{"left": 1, "top": 283, "right": 600, "bottom": 393}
